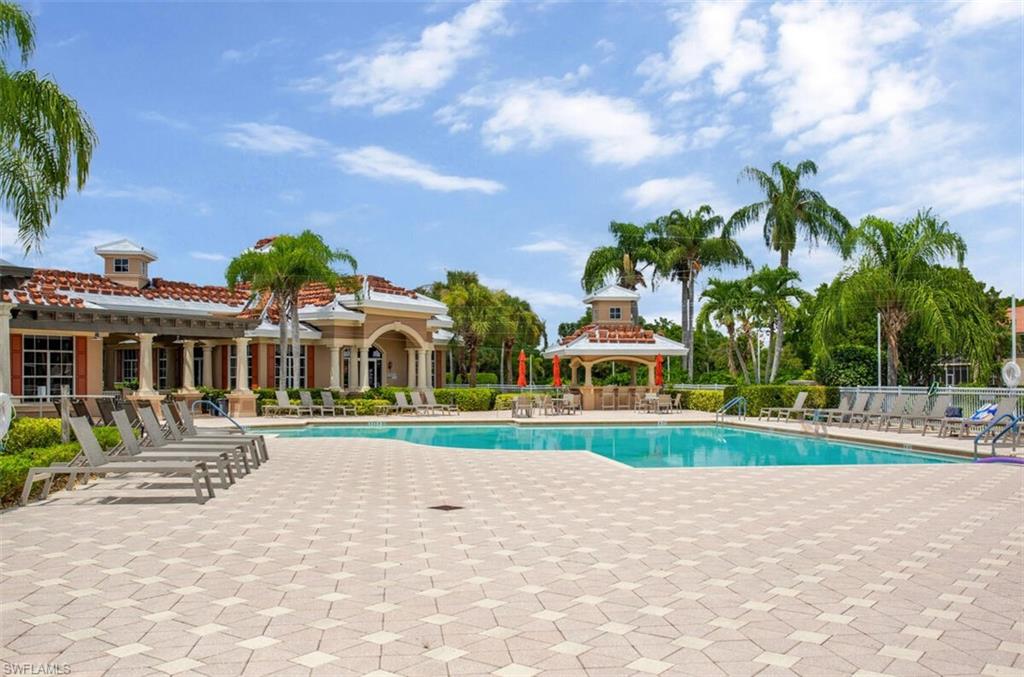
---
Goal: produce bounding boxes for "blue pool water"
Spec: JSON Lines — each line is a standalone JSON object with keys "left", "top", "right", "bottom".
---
{"left": 270, "top": 425, "right": 957, "bottom": 468}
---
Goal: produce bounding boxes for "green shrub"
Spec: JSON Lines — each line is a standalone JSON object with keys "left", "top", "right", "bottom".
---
{"left": 434, "top": 388, "right": 496, "bottom": 411}
{"left": 0, "top": 443, "right": 83, "bottom": 505}
{"left": 3, "top": 418, "right": 63, "bottom": 454}
{"left": 349, "top": 399, "right": 391, "bottom": 416}
{"left": 363, "top": 386, "right": 409, "bottom": 403}
{"left": 687, "top": 390, "right": 725, "bottom": 412}
{"left": 455, "top": 372, "right": 498, "bottom": 385}
{"left": 722, "top": 385, "right": 839, "bottom": 414}
{"left": 815, "top": 345, "right": 876, "bottom": 386}
{"left": 672, "top": 390, "right": 691, "bottom": 409}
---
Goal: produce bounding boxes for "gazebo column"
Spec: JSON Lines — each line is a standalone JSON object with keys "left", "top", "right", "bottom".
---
{"left": 580, "top": 361, "right": 596, "bottom": 410}
{"left": 629, "top": 365, "right": 637, "bottom": 386}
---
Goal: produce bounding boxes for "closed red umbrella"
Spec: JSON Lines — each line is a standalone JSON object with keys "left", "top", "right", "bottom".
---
{"left": 655, "top": 354, "right": 664, "bottom": 386}
{"left": 552, "top": 354, "right": 562, "bottom": 387}
{"left": 517, "top": 350, "right": 528, "bottom": 387}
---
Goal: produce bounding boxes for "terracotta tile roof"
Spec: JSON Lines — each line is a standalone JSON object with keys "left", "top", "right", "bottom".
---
{"left": 2, "top": 268, "right": 250, "bottom": 308}
{"left": 1009, "top": 306, "right": 1024, "bottom": 333}
{"left": 239, "top": 275, "right": 418, "bottom": 322}
{"left": 560, "top": 323, "right": 656, "bottom": 345}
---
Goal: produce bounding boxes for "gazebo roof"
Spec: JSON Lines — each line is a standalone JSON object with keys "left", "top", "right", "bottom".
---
{"left": 582, "top": 284, "right": 640, "bottom": 304}
{"left": 543, "top": 323, "right": 688, "bottom": 358}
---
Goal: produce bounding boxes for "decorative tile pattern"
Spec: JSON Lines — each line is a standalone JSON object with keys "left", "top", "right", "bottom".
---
{"left": 1, "top": 434, "right": 1020, "bottom": 676}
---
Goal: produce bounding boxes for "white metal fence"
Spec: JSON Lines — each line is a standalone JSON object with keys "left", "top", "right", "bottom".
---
{"left": 838, "top": 385, "right": 1023, "bottom": 417}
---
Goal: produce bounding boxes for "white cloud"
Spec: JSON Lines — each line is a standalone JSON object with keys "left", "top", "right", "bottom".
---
{"left": 221, "top": 123, "right": 327, "bottom": 155}
{"left": 947, "top": 0, "right": 1022, "bottom": 32}
{"left": 190, "top": 251, "right": 227, "bottom": 262}
{"left": 315, "top": 1, "right": 507, "bottom": 114}
{"left": 479, "top": 275, "right": 580, "bottom": 310}
{"left": 766, "top": 3, "right": 921, "bottom": 138}
{"left": 221, "top": 38, "right": 284, "bottom": 64}
{"left": 624, "top": 175, "right": 729, "bottom": 213}
{"left": 1, "top": 225, "right": 133, "bottom": 270}
{"left": 336, "top": 146, "right": 504, "bottom": 194}
{"left": 82, "top": 183, "right": 182, "bottom": 202}
{"left": 875, "top": 157, "right": 1023, "bottom": 218}
{"left": 638, "top": 0, "right": 767, "bottom": 96}
{"left": 138, "top": 110, "right": 191, "bottom": 131}
{"left": 516, "top": 239, "right": 572, "bottom": 253}
{"left": 451, "top": 82, "right": 680, "bottom": 166}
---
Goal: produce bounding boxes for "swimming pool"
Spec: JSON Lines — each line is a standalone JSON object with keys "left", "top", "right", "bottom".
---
{"left": 270, "top": 424, "right": 958, "bottom": 468}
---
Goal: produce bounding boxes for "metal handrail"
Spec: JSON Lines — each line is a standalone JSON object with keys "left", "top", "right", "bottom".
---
{"left": 973, "top": 413, "right": 1018, "bottom": 459}
{"left": 716, "top": 396, "right": 747, "bottom": 422}
{"left": 191, "top": 399, "right": 246, "bottom": 433}
{"left": 987, "top": 414, "right": 1021, "bottom": 457}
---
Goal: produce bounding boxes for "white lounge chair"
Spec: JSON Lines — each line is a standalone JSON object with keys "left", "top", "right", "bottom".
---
{"left": 409, "top": 391, "right": 440, "bottom": 415}
{"left": 321, "top": 391, "right": 355, "bottom": 417}
{"left": 139, "top": 406, "right": 257, "bottom": 476}
{"left": 299, "top": 391, "right": 323, "bottom": 415}
{"left": 424, "top": 390, "right": 457, "bottom": 415}
{"left": 21, "top": 416, "right": 215, "bottom": 505}
{"left": 175, "top": 401, "right": 269, "bottom": 462}
{"left": 390, "top": 392, "right": 417, "bottom": 415}
{"left": 160, "top": 404, "right": 262, "bottom": 470}
{"left": 761, "top": 391, "right": 807, "bottom": 421}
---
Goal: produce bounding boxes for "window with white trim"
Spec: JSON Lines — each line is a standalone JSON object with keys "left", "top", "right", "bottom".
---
{"left": 228, "top": 344, "right": 254, "bottom": 389}
{"left": 193, "top": 346, "right": 205, "bottom": 387}
{"left": 113, "top": 258, "right": 129, "bottom": 273}
{"left": 119, "top": 349, "right": 138, "bottom": 382}
{"left": 609, "top": 306, "right": 622, "bottom": 320}
{"left": 273, "top": 345, "right": 306, "bottom": 388}
{"left": 22, "top": 335, "right": 75, "bottom": 399}
{"left": 156, "top": 348, "right": 169, "bottom": 389}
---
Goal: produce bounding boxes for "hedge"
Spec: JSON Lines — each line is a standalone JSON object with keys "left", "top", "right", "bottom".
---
{"left": 687, "top": 390, "right": 725, "bottom": 412}
{"left": 721, "top": 385, "right": 839, "bottom": 414}
{"left": 1, "top": 428, "right": 123, "bottom": 506}
{"left": 3, "top": 418, "right": 120, "bottom": 454}
{"left": 350, "top": 399, "right": 391, "bottom": 416}
{"left": 433, "top": 388, "right": 496, "bottom": 411}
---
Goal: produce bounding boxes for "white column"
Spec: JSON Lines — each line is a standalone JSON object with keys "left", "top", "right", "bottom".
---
{"left": 181, "top": 340, "right": 196, "bottom": 391}
{"left": 0, "top": 303, "right": 11, "bottom": 394}
{"left": 201, "top": 341, "right": 215, "bottom": 389}
{"left": 233, "top": 337, "right": 251, "bottom": 393}
{"left": 136, "top": 333, "right": 157, "bottom": 395}
{"left": 417, "top": 348, "right": 430, "bottom": 390}
{"left": 584, "top": 362, "right": 593, "bottom": 386}
{"left": 406, "top": 348, "right": 416, "bottom": 388}
{"left": 345, "top": 347, "right": 355, "bottom": 392}
{"left": 358, "top": 346, "right": 369, "bottom": 391}
{"left": 328, "top": 345, "right": 342, "bottom": 390}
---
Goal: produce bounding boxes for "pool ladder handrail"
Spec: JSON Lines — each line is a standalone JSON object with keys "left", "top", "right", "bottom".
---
{"left": 973, "top": 413, "right": 1020, "bottom": 459}
{"left": 191, "top": 399, "right": 247, "bottom": 434}
{"left": 716, "top": 396, "right": 747, "bottom": 422}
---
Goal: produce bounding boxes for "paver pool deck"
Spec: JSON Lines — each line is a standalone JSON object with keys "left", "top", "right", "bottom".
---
{"left": 1, "top": 427, "right": 1022, "bottom": 676}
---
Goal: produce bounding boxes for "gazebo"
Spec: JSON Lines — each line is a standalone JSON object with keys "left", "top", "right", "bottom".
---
{"left": 543, "top": 285, "right": 688, "bottom": 410}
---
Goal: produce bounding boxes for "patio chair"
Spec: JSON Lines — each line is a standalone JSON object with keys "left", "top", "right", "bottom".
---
{"left": 96, "top": 397, "right": 117, "bottom": 426}
{"left": 559, "top": 393, "right": 580, "bottom": 415}
{"left": 409, "top": 390, "right": 439, "bottom": 415}
{"left": 121, "top": 399, "right": 143, "bottom": 429}
{"left": 872, "top": 394, "right": 910, "bottom": 431}
{"left": 21, "top": 416, "right": 215, "bottom": 505}
{"left": 761, "top": 391, "right": 807, "bottom": 421}
{"left": 424, "top": 390, "right": 457, "bottom": 415}
{"left": 390, "top": 392, "right": 418, "bottom": 416}
{"left": 846, "top": 394, "right": 884, "bottom": 427}
{"left": 618, "top": 389, "right": 634, "bottom": 411}
{"left": 175, "top": 401, "right": 268, "bottom": 462}
{"left": 299, "top": 391, "right": 323, "bottom": 416}
{"left": 911, "top": 394, "right": 954, "bottom": 435}
{"left": 139, "top": 406, "right": 256, "bottom": 475}
{"left": 816, "top": 392, "right": 867, "bottom": 425}
{"left": 321, "top": 390, "right": 356, "bottom": 417}
{"left": 880, "top": 395, "right": 928, "bottom": 432}
{"left": 600, "top": 389, "right": 616, "bottom": 410}
{"left": 163, "top": 403, "right": 262, "bottom": 468}
{"left": 655, "top": 394, "right": 674, "bottom": 414}
{"left": 265, "top": 390, "right": 308, "bottom": 417}
{"left": 111, "top": 409, "right": 236, "bottom": 488}
{"left": 51, "top": 400, "right": 64, "bottom": 419}
{"left": 940, "top": 396, "right": 1019, "bottom": 438}
{"left": 71, "top": 399, "right": 96, "bottom": 426}
{"left": 511, "top": 395, "right": 532, "bottom": 419}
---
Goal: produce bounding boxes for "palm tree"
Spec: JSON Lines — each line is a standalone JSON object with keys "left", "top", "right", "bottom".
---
{"left": 442, "top": 272, "right": 496, "bottom": 387}
{"left": 728, "top": 160, "right": 850, "bottom": 269}
{"left": 748, "top": 266, "right": 806, "bottom": 382}
{"left": 646, "top": 205, "right": 750, "bottom": 380}
{"left": 226, "top": 232, "right": 356, "bottom": 388}
{"left": 582, "top": 221, "right": 659, "bottom": 293}
{"left": 698, "top": 278, "right": 750, "bottom": 382}
{"left": 1, "top": 2, "right": 97, "bottom": 250}
{"left": 814, "top": 210, "right": 993, "bottom": 384}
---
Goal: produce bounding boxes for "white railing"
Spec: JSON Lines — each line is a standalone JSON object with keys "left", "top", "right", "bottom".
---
{"left": 666, "top": 383, "right": 729, "bottom": 391}
{"left": 443, "top": 384, "right": 563, "bottom": 392}
{"left": 839, "top": 385, "right": 1023, "bottom": 416}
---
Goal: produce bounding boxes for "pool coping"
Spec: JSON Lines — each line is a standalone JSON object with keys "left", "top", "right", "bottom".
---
{"left": 251, "top": 418, "right": 979, "bottom": 463}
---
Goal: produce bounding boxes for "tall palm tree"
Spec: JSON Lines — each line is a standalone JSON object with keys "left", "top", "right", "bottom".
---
{"left": 748, "top": 266, "right": 806, "bottom": 382}
{"left": 226, "top": 232, "right": 357, "bottom": 388}
{"left": 582, "top": 221, "right": 659, "bottom": 293}
{"left": 814, "top": 210, "right": 993, "bottom": 384}
{"left": 698, "top": 278, "right": 750, "bottom": 382}
{"left": 442, "top": 273, "right": 496, "bottom": 387}
{"left": 728, "top": 160, "right": 850, "bottom": 269}
{"left": 1, "top": 2, "right": 96, "bottom": 250}
{"left": 646, "top": 205, "right": 750, "bottom": 380}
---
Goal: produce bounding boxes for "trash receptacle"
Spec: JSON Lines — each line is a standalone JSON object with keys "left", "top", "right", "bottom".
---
{"left": 215, "top": 398, "right": 228, "bottom": 416}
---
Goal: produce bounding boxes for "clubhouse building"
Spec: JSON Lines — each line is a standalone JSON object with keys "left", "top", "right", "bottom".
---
{"left": 0, "top": 238, "right": 453, "bottom": 416}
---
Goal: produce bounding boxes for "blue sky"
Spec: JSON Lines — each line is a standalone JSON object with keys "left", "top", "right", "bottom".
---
{"left": 1, "top": 0, "right": 1022, "bottom": 338}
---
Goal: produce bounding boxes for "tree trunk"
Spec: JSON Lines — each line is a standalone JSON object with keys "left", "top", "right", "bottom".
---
{"left": 290, "top": 292, "right": 301, "bottom": 388}
{"left": 769, "top": 312, "right": 784, "bottom": 382}
{"left": 687, "top": 273, "right": 696, "bottom": 380}
{"left": 780, "top": 248, "right": 790, "bottom": 269}
{"left": 468, "top": 340, "right": 479, "bottom": 387}
{"left": 746, "top": 332, "right": 759, "bottom": 384}
{"left": 277, "top": 294, "right": 287, "bottom": 389}
{"left": 886, "top": 330, "right": 899, "bottom": 386}
{"left": 680, "top": 270, "right": 693, "bottom": 381}
{"left": 724, "top": 325, "right": 737, "bottom": 376}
